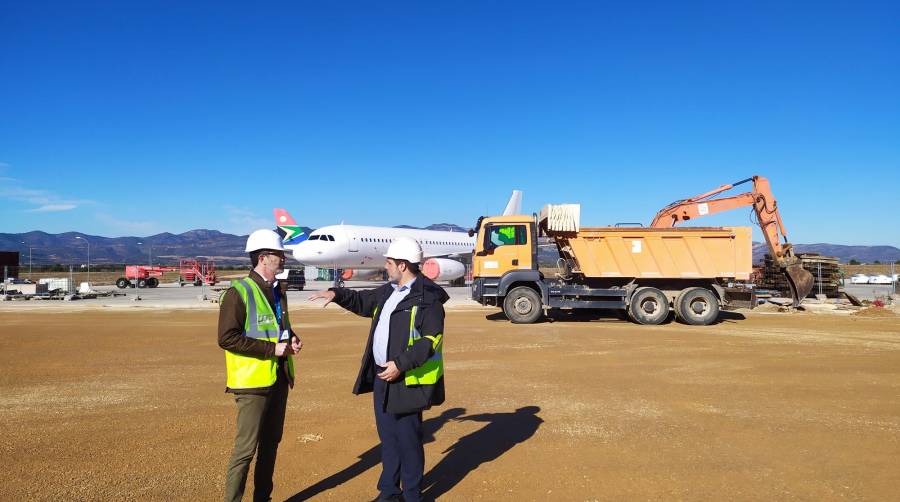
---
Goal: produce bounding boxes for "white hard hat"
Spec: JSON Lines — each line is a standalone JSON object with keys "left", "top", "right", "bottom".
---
{"left": 384, "top": 236, "right": 423, "bottom": 264}
{"left": 245, "top": 229, "right": 285, "bottom": 253}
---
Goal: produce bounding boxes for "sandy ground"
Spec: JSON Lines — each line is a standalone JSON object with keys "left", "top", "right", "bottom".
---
{"left": 2, "top": 307, "right": 899, "bottom": 501}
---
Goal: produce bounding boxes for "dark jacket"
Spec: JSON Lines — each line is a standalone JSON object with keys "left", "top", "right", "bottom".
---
{"left": 218, "top": 270, "right": 295, "bottom": 393}
{"left": 331, "top": 274, "right": 448, "bottom": 414}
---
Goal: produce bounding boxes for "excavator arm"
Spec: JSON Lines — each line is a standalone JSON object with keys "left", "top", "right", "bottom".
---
{"left": 650, "top": 176, "right": 814, "bottom": 307}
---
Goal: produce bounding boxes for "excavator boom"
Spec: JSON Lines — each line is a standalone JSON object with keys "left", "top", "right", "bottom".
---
{"left": 650, "top": 176, "right": 814, "bottom": 306}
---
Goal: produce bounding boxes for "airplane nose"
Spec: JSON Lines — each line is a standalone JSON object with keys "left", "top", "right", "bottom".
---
{"left": 292, "top": 245, "right": 327, "bottom": 265}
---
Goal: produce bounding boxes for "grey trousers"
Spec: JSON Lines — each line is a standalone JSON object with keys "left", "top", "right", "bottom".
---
{"left": 224, "top": 379, "right": 289, "bottom": 502}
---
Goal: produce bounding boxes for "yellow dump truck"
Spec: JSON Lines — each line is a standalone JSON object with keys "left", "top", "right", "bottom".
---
{"left": 470, "top": 204, "right": 756, "bottom": 325}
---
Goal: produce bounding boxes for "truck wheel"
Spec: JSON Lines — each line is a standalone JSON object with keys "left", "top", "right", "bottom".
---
{"left": 194, "top": 279, "right": 202, "bottom": 286}
{"left": 672, "top": 289, "right": 689, "bottom": 323}
{"left": 115, "top": 278, "right": 129, "bottom": 289}
{"left": 677, "top": 287, "right": 719, "bottom": 325}
{"left": 628, "top": 287, "right": 669, "bottom": 325}
{"left": 503, "top": 286, "right": 543, "bottom": 324}
{"left": 147, "top": 278, "right": 159, "bottom": 288}
{"left": 137, "top": 279, "right": 148, "bottom": 289}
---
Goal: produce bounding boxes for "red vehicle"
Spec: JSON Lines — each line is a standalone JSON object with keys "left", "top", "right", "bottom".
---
{"left": 179, "top": 258, "right": 217, "bottom": 286}
{"left": 116, "top": 265, "right": 177, "bottom": 289}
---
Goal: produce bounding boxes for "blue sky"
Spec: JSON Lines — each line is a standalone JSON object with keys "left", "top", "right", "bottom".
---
{"left": 1, "top": 1, "right": 898, "bottom": 245}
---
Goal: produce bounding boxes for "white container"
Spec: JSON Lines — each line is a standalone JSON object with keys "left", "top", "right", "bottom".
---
{"left": 39, "top": 278, "right": 74, "bottom": 293}
{"left": 17, "top": 283, "right": 49, "bottom": 295}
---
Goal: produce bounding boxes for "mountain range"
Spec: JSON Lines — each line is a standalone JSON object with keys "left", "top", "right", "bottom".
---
{"left": 1, "top": 229, "right": 897, "bottom": 266}
{"left": 0, "top": 224, "right": 463, "bottom": 265}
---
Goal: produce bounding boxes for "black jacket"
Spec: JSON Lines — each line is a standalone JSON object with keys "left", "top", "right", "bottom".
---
{"left": 331, "top": 274, "right": 448, "bottom": 414}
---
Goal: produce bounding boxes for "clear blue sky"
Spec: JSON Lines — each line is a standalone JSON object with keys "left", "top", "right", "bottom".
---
{"left": 1, "top": 1, "right": 898, "bottom": 246}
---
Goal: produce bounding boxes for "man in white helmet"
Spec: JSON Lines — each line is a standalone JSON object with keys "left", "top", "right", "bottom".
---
{"left": 218, "top": 228, "right": 303, "bottom": 502}
{"left": 310, "top": 236, "right": 448, "bottom": 502}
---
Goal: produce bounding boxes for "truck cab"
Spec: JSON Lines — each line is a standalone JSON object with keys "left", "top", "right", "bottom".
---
{"left": 472, "top": 215, "right": 536, "bottom": 278}
{"left": 471, "top": 215, "right": 554, "bottom": 323}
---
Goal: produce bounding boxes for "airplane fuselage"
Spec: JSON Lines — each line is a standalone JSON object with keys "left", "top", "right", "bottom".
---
{"left": 288, "top": 224, "right": 476, "bottom": 269}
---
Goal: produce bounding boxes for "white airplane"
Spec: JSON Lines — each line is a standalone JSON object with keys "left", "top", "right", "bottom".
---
{"left": 274, "top": 190, "right": 523, "bottom": 283}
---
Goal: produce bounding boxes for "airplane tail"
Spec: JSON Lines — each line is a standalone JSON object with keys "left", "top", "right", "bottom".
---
{"left": 502, "top": 190, "right": 523, "bottom": 216}
{"left": 273, "top": 208, "right": 308, "bottom": 246}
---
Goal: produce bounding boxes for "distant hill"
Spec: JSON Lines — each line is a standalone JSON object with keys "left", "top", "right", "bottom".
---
{"left": 3, "top": 229, "right": 897, "bottom": 265}
{"left": 0, "top": 228, "right": 311, "bottom": 265}
{"left": 751, "top": 242, "right": 900, "bottom": 264}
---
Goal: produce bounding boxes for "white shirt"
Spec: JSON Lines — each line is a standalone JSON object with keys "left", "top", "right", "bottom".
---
{"left": 372, "top": 278, "right": 415, "bottom": 366}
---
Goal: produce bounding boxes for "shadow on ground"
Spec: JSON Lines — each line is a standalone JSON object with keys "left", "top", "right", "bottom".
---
{"left": 285, "top": 406, "right": 543, "bottom": 501}
{"left": 422, "top": 406, "right": 543, "bottom": 501}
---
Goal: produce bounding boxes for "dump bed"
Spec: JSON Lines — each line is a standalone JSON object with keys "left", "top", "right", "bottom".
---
{"left": 551, "top": 226, "right": 752, "bottom": 280}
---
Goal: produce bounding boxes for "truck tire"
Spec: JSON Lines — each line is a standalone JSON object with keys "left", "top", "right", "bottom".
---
{"left": 503, "top": 286, "right": 543, "bottom": 324}
{"left": 676, "top": 287, "right": 719, "bottom": 325}
{"left": 147, "top": 278, "right": 159, "bottom": 288}
{"left": 137, "top": 279, "right": 148, "bottom": 289}
{"left": 672, "top": 289, "right": 689, "bottom": 323}
{"left": 194, "top": 278, "right": 202, "bottom": 286}
{"left": 115, "top": 278, "right": 129, "bottom": 289}
{"left": 628, "top": 287, "right": 669, "bottom": 325}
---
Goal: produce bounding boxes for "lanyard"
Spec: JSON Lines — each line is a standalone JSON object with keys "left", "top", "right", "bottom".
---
{"left": 272, "top": 283, "right": 283, "bottom": 330}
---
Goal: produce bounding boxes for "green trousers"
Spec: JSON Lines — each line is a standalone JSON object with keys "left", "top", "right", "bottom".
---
{"left": 224, "top": 378, "right": 289, "bottom": 502}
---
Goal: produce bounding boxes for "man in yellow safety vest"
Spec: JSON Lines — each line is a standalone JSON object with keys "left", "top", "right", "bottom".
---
{"left": 218, "top": 228, "right": 302, "bottom": 502}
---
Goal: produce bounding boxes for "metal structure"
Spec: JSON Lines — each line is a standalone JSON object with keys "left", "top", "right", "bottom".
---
{"left": 74, "top": 236, "right": 90, "bottom": 284}
{"left": 178, "top": 258, "right": 217, "bottom": 286}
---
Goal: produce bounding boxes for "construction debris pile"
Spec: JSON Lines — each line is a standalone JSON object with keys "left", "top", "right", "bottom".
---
{"left": 758, "top": 253, "right": 841, "bottom": 298}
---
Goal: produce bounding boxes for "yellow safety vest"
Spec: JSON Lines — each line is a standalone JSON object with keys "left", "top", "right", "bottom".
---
{"left": 403, "top": 305, "right": 444, "bottom": 386}
{"left": 223, "top": 277, "right": 295, "bottom": 389}
{"left": 404, "top": 305, "right": 444, "bottom": 386}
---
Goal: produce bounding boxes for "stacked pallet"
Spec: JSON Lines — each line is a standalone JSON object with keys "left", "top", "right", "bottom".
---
{"left": 758, "top": 253, "right": 841, "bottom": 298}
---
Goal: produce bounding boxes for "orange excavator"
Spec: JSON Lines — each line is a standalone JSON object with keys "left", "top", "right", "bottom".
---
{"left": 650, "top": 175, "right": 815, "bottom": 307}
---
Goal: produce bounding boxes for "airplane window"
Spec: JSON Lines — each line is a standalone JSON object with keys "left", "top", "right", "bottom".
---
{"left": 328, "top": 235, "right": 335, "bottom": 241}
{"left": 309, "top": 235, "right": 320, "bottom": 240}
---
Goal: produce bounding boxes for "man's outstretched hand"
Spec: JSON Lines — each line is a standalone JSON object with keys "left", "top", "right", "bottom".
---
{"left": 308, "top": 290, "right": 336, "bottom": 307}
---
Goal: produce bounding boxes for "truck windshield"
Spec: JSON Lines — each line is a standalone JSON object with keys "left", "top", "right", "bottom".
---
{"left": 488, "top": 225, "right": 527, "bottom": 247}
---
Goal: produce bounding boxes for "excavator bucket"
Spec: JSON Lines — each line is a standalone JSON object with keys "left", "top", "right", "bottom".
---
{"left": 784, "top": 264, "right": 814, "bottom": 307}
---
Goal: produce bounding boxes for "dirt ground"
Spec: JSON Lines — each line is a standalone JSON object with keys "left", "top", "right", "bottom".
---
{"left": 2, "top": 308, "right": 899, "bottom": 501}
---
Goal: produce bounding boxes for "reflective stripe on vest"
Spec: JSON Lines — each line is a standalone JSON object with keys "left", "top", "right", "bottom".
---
{"left": 224, "top": 277, "right": 295, "bottom": 389}
{"left": 404, "top": 305, "right": 444, "bottom": 386}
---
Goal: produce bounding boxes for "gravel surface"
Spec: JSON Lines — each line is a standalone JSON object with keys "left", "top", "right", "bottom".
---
{"left": 2, "top": 307, "right": 899, "bottom": 500}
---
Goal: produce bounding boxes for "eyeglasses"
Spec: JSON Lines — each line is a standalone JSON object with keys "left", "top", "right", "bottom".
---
{"left": 262, "top": 252, "right": 286, "bottom": 260}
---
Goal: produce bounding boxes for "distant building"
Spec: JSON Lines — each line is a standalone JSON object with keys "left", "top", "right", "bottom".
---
{"left": 0, "top": 251, "right": 20, "bottom": 280}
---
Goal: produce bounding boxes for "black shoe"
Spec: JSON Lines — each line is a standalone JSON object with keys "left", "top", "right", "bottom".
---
{"left": 372, "top": 494, "right": 403, "bottom": 502}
